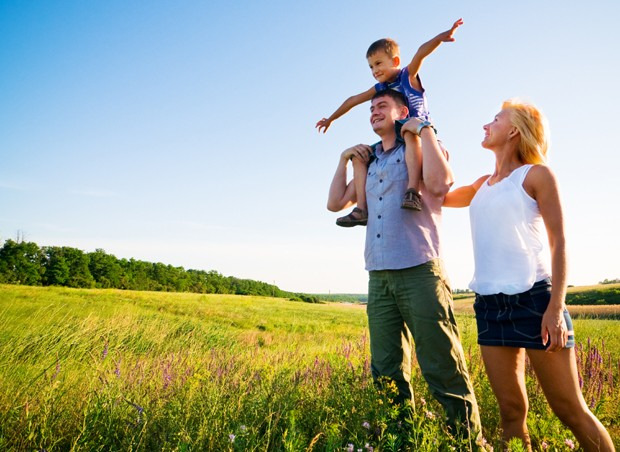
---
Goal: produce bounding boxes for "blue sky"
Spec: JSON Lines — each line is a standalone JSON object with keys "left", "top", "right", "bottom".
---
{"left": 1, "top": 0, "right": 619, "bottom": 293}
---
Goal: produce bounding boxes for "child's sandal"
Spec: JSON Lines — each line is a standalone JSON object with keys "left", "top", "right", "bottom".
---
{"left": 401, "top": 189, "right": 422, "bottom": 211}
{"left": 336, "top": 207, "right": 368, "bottom": 227}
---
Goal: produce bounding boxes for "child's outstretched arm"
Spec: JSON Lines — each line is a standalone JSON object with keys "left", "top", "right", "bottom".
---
{"left": 407, "top": 18, "right": 463, "bottom": 90}
{"left": 316, "top": 86, "right": 376, "bottom": 133}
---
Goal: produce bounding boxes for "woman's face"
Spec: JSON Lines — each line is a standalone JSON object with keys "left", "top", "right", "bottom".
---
{"left": 482, "top": 109, "right": 514, "bottom": 149}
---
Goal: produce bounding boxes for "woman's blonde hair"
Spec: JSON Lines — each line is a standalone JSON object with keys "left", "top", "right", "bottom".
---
{"left": 502, "top": 99, "right": 550, "bottom": 164}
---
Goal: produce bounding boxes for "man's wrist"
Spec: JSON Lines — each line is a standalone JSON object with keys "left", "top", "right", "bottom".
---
{"left": 415, "top": 120, "right": 437, "bottom": 137}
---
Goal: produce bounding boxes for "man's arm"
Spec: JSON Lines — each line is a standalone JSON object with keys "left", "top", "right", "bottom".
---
{"left": 406, "top": 18, "right": 463, "bottom": 90}
{"left": 401, "top": 119, "right": 453, "bottom": 197}
{"left": 327, "top": 144, "right": 372, "bottom": 211}
{"left": 316, "top": 87, "right": 376, "bottom": 133}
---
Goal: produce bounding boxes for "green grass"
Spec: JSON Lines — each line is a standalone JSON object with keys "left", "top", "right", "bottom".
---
{"left": 0, "top": 284, "right": 618, "bottom": 451}
{"left": 566, "top": 283, "right": 620, "bottom": 305}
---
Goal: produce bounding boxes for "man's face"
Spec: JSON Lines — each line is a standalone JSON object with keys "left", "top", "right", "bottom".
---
{"left": 370, "top": 95, "right": 406, "bottom": 134}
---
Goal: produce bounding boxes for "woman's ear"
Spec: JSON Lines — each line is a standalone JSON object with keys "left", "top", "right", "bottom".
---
{"left": 509, "top": 127, "right": 519, "bottom": 138}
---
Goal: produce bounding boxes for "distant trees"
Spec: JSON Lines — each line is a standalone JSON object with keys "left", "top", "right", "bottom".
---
{"left": 599, "top": 278, "right": 620, "bottom": 285}
{"left": 0, "top": 239, "right": 319, "bottom": 302}
{"left": 0, "top": 240, "right": 45, "bottom": 285}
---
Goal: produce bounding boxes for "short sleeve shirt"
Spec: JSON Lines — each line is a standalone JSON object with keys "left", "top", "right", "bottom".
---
{"left": 364, "top": 141, "right": 443, "bottom": 271}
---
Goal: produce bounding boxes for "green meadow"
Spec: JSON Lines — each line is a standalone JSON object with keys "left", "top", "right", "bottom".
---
{"left": 0, "top": 285, "right": 618, "bottom": 451}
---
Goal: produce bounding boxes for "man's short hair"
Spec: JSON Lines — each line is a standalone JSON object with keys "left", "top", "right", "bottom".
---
{"left": 372, "top": 89, "right": 408, "bottom": 108}
{"left": 366, "top": 38, "right": 400, "bottom": 59}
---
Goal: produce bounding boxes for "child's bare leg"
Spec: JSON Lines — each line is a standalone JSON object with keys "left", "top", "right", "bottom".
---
{"left": 352, "top": 156, "right": 368, "bottom": 212}
{"left": 401, "top": 132, "right": 423, "bottom": 211}
{"left": 404, "top": 133, "right": 422, "bottom": 193}
{"left": 335, "top": 156, "right": 368, "bottom": 227}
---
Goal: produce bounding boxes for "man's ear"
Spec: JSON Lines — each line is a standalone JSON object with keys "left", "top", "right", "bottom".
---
{"left": 392, "top": 55, "right": 401, "bottom": 67}
{"left": 399, "top": 105, "right": 409, "bottom": 118}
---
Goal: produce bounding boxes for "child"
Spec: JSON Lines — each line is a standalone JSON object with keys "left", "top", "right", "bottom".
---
{"left": 317, "top": 19, "right": 463, "bottom": 226}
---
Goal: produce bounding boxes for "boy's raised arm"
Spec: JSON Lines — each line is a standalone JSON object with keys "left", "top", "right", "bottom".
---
{"left": 406, "top": 18, "right": 463, "bottom": 90}
{"left": 316, "top": 86, "right": 376, "bottom": 133}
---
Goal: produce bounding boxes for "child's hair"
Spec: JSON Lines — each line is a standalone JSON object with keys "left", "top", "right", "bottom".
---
{"left": 502, "top": 99, "right": 550, "bottom": 164}
{"left": 366, "top": 38, "right": 400, "bottom": 59}
{"left": 372, "top": 89, "right": 407, "bottom": 108}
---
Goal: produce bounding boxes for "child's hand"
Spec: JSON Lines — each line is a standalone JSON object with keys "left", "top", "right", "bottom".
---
{"left": 316, "top": 117, "right": 332, "bottom": 133}
{"left": 438, "top": 18, "right": 463, "bottom": 43}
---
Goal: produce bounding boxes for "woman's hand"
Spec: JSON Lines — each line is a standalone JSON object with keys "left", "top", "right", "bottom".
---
{"left": 541, "top": 305, "right": 568, "bottom": 352}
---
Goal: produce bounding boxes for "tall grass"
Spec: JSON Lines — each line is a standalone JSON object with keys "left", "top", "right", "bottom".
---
{"left": 0, "top": 285, "right": 618, "bottom": 450}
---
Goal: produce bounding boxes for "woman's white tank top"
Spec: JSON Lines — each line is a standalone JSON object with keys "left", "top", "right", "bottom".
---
{"left": 468, "top": 164, "right": 551, "bottom": 295}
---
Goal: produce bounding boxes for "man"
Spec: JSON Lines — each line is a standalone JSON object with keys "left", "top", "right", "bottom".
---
{"left": 327, "top": 89, "right": 481, "bottom": 437}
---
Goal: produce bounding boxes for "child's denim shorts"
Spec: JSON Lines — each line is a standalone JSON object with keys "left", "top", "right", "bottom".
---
{"left": 473, "top": 278, "right": 575, "bottom": 350}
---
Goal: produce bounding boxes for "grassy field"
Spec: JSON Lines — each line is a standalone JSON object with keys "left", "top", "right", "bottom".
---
{"left": 0, "top": 284, "right": 618, "bottom": 451}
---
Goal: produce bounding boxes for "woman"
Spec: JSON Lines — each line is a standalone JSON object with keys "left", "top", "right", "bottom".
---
{"left": 444, "top": 99, "right": 614, "bottom": 451}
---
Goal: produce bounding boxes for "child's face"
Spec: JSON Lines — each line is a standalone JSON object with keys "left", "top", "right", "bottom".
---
{"left": 367, "top": 51, "right": 400, "bottom": 84}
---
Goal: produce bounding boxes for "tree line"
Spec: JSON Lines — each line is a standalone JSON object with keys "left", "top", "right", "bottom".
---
{"left": 0, "top": 239, "right": 320, "bottom": 303}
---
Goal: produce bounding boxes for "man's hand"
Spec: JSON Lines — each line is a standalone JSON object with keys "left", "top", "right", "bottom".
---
{"left": 316, "top": 118, "right": 332, "bottom": 133}
{"left": 437, "top": 18, "right": 463, "bottom": 43}
{"left": 400, "top": 117, "right": 424, "bottom": 137}
{"left": 341, "top": 144, "right": 373, "bottom": 163}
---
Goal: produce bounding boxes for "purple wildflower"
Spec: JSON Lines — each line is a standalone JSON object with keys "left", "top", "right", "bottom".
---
{"left": 102, "top": 341, "right": 108, "bottom": 360}
{"left": 51, "top": 358, "right": 61, "bottom": 382}
{"left": 346, "top": 444, "right": 354, "bottom": 452}
{"left": 229, "top": 434, "right": 235, "bottom": 443}
{"left": 362, "top": 421, "right": 370, "bottom": 430}
{"left": 541, "top": 440, "right": 548, "bottom": 449}
{"left": 564, "top": 439, "right": 575, "bottom": 449}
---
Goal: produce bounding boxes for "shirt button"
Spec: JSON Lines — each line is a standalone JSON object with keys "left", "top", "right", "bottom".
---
{"left": 378, "top": 215, "right": 382, "bottom": 219}
{"left": 376, "top": 234, "right": 381, "bottom": 238}
{"left": 379, "top": 179, "right": 383, "bottom": 183}
{"left": 379, "top": 197, "right": 383, "bottom": 201}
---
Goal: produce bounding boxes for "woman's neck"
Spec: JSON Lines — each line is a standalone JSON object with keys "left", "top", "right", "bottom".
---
{"left": 491, "top": 147, "right": 522, "bottom": 182}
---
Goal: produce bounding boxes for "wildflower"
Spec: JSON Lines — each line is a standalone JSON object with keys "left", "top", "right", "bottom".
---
{"left": 240, "top": 425, "right": 247, "bottom": 433}
{"left": 229, "top": 434, "right": 236, "bottom": 443}
{"left": 425, "top": 410, "right": 435, "bottom": 420}
{"left": 564, "top": 439, "right": 575, "bottom": 449}
{"left": 479, "top": 437, "right": 494, "bottom": 451}
{"left": 102, "top": 341, "right": 108, "bottom": 360}
{"left": 346, "top": 443, "right": 354, "bottom": 452}
{"left": 541, "top": 441, "right": 548, "bottom": 450}
{"left": 362, "top": 421, "right": 370, "bottom": 430}
{"left": 419, "top": 397, "right": 426, "bottom": 406}
{"left": 365, "top": 444, "right": 374, "bottom": 452}
{"left": 51, "top": 359, "right": 61, "bottom": 382}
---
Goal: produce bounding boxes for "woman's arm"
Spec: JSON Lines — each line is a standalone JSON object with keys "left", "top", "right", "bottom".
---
{"left": 524, "top": 165, "right": 568, "bottom": 352}
{"left": 443, "top": 175, "right": 489, "bottom": 207}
